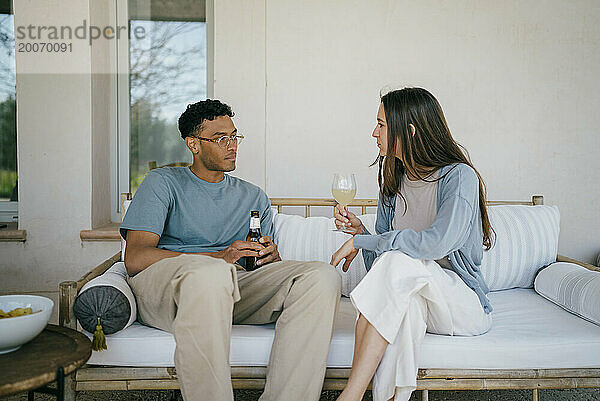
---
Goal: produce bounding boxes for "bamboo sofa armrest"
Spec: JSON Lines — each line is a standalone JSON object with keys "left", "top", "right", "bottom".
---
{"left": 556, "top": 254, "right": 600, "bottom": 272}
{"left": 58, "top": 251, "right": 122, "bottom": 329}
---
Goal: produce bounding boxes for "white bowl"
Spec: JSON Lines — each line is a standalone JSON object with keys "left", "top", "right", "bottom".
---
{"left": 0, "top": 295, "right": 54, "bottom": 354}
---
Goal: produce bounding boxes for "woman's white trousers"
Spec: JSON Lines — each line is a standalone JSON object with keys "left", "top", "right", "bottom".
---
{"left": 350, "top": 251, "right": 492, "bottom": 401}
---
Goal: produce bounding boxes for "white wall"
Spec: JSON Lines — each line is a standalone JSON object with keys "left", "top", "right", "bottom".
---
{"left": 214, "top": 0, "right": 600, "bottom": 263}
{"left": 0, "top": 0, "right": 120, "bottom": 322}
{"left": 90, "top": 0, "right": 116, "bottom": 228}
{"left": 211, "top": 0, "right": 267, "bottom": 188}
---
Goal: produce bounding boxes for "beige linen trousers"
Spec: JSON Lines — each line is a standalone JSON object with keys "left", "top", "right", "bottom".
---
{"left": 127, "top": 253, "right": 341, "bottom": 401}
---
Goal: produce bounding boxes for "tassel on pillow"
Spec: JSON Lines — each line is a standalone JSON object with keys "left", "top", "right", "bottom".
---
{"left": 92, "top": 317, "right": 107, "bottom": 351}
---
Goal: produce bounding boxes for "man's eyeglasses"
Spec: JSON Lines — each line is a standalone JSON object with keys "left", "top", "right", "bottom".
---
{"left": 195, "top": 134, "right": 245, "bottom": 148}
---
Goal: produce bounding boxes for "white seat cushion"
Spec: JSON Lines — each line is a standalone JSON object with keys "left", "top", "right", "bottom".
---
{"left": 420, "top": 289, "right": 600, "bottom": 369}
{"left": 85, "top": 295, "right": 357, "bottom": 368}
{"left": 86, "top": 289, "right": 600, "bottom": 369}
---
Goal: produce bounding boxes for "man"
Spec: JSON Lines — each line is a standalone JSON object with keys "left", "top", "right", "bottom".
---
{"left": 121, "top": 99, "right": 341, "bottom": 401}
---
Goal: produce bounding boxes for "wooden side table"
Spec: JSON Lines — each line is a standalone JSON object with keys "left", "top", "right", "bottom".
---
{"left": 0, "top": 324, "right": 91, "bottom": 400}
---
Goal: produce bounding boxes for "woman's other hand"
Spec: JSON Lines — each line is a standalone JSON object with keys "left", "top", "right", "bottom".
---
{"left": 334, "top": 204, "right": 365, "bottom": 235}
{"left": 330, "top": 238, "right": 359, "bottom": 272}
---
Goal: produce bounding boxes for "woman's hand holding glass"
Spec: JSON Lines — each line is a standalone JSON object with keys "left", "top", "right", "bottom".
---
{"left": 334, "top": 204, "right": 365, "bottom": 235}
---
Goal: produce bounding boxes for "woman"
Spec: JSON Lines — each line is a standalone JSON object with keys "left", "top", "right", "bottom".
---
{"left": 330, "top": 87, "right": 494, "bottom": 401}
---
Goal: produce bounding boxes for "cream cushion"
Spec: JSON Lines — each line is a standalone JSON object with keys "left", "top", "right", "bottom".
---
{"left": 534, "top": 262, "right": 600, "bottom": 326}
{"left": 273, "top": 213, "right": 376, "bottom": 296}
{"left": 481, "top": 205, "right": 560, "bottom": 290}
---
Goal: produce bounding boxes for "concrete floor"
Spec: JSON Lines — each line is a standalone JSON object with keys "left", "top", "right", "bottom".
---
{"left": 2, "top": 389, "right": 600, "bottom": 401}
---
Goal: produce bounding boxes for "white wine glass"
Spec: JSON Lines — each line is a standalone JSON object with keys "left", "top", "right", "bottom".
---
{"left": 332, "top": 173, "right": 357, "bottom": 232}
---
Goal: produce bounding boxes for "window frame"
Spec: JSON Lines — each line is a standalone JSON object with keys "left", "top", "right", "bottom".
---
{"left": 111, "top": 0, "right": 131, "bottom": 222}
{"left": 0, "top": 8, "right": 18, "bottom": 222}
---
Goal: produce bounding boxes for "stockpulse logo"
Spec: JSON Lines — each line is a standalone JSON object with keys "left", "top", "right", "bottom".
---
{"left": 16, "top": 19, "right": 145, "bottom": 46}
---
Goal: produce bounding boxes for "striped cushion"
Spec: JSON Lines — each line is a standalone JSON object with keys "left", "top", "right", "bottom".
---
{"left": 481, "top": 205, "right": 560, "bottom": 291}
{"left": 535, "top": 262, "right": 600, "bottom": 326}
{"left": 273, "top": 213, "right": 376, "bottom": 296}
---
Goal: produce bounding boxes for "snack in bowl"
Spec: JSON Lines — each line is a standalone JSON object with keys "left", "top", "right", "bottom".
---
{"left": 0, "top": 307, "right": 40, "bottom": 319}
{"left": 0, "top": 295, "right": 53, "bottom": 354}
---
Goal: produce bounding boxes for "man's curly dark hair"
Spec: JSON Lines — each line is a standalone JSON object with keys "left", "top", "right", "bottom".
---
{"left": 178, "top": 99, "right": 234, "bottom": 139}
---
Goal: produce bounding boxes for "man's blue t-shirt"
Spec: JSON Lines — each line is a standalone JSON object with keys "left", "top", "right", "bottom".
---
{"left": 120, "top": 167, "right": 273, "bottom": 255}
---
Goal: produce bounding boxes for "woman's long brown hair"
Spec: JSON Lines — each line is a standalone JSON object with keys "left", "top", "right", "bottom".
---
{"left": 377, "top": 88, "right": 494, "bottom": 250}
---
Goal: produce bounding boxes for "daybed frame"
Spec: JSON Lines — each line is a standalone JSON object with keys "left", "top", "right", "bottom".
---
{"left": 58, "top": 195, "right": 600, "bottom": 401}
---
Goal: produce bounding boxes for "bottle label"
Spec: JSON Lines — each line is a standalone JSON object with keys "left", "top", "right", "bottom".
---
{"left": 250, "top": 217, "right": 261, "bottom": 229}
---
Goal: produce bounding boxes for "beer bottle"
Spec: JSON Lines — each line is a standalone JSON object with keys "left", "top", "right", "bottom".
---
{"left": 245, "top": 210, "right": 262, "bottom": 271}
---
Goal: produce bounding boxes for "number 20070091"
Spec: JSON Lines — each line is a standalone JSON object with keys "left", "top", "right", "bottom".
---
{"left": 18, "top": 42, "right": 72, "bottom": 52}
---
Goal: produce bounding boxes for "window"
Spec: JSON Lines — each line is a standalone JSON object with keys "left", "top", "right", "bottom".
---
{"left": 113, "top": 0, "right": 207, "bottom": 219}
{"left": 0, "top": 2, "right": 17, "bottom": 222}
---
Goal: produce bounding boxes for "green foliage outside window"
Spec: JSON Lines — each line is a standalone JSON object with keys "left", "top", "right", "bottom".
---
{"left": 0, "top": 96, "right": 16, "bottom": 200}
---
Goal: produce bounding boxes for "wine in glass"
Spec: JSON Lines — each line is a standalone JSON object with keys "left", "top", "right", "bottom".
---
{"left": 332, "top": 173, "right": 357, "bottom": 232}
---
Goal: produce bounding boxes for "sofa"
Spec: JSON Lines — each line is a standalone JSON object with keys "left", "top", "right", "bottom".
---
{"left": 58, "top": 195, "right": 600, "bottom": 401}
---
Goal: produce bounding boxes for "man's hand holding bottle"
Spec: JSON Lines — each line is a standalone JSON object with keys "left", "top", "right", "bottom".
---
{"left": 218, "top": 236, "right": 280, "bottom": 267}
